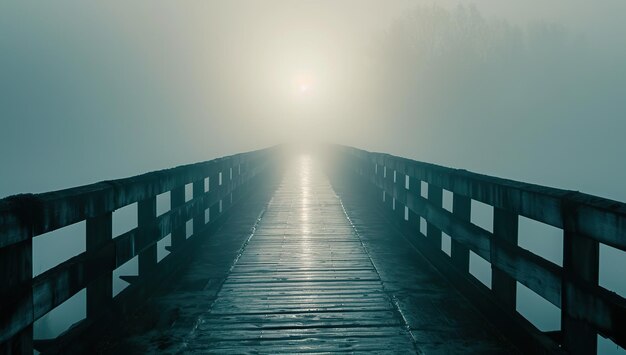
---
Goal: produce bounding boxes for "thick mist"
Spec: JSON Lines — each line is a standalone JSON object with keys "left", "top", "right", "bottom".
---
{"left": 0, "top": 1, "right": 411, "bottom": 196}
{"left": 2, "top": 1, "right": 625, "bottom": 202}
{"left": 355, "top": 4, "right": 626, "bottom": 202}
{"left": 1, "top": 1, "right": 625, "bottom": 352}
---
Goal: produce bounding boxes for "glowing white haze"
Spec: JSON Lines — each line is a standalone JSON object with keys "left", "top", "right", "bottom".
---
{"left": 2, "top": 1, "right": 626, "bottom": 202}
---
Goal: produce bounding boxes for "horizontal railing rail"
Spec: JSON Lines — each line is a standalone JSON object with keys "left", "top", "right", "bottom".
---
{"left": 331, "top": 145, "right": 626, "bottom": 355}
{"left": 0, "top": 146, "right": 280, "bottom": 353}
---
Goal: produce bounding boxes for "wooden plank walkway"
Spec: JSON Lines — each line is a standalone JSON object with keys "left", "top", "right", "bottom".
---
{"left": 88, "top": 154, "right": 516, "bottom": 354}
{"left": 184, "top": 155, "right": 417, "bottom": 353}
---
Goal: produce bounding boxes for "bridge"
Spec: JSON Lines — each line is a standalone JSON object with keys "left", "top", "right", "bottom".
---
{"left": 1, "top": 145, "right": 625, "bottom": 354}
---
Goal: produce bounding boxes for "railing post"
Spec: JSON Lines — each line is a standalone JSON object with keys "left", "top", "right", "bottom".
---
{"left": 0, "top": 238, "right": 33, "bottom": 353}
{"left": 372, "top": 161, "right": 380, "bottom": 202}
{"left": 86, "top": 212, "right": 112, "bottom": 319}
{"left": 492, "top": 208, "right": 518, "bottom": 308}
{"left": 364, "top": 158, "right": 373, "bottom": 199}
{"left": 238, "top": 160, "right": 247, "bottom": 198}
{"left": 224, "top": 164, "right": 233, "bottom": 209}
{"left": 374, "top": 157, "right": 384, "bottom": 206}
{"left": 138, "top": 197, "right": 157, "bottom": 276}
{"left": 170, "top": 186, "right": 185, "bottom": 250}
{"left": 562, "top": 205, "right": 599, "bottom": 354}
{"left": 231, "top": 159, "right": 240, "bottom": 202}
{"left": 393, "top": 170, "right": 405, "bottom": 221}
{"left": 407, "top": 176, "right": 421, "bottom": 234}
{"left": 381, "top": 164, "right": 389, "bottom": 209}
{"left": 193, "top": 180, "right": 205, "bottom": 237}
{"left": 210, "top": 167, "right": 223, "bottom": 217}
{"left": 451, "top": 194, "right": 470, "bottom": 272}
{"left": 427, "top": 184, "right": 443, "bottom": 249}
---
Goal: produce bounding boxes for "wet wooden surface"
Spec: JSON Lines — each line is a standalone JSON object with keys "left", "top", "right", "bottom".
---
{"left": 183, "top": 155, "right": 416, "bottom": 353}
{"left": 90, "top": 155, "right": 516, "bottom": 354}
{"left": 331, "top": 172, "right": 519, "bottom": 354}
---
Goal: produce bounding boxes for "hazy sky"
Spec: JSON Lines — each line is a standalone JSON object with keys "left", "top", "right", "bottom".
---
{"left": 1, "top": 1, "right": 625, "bottom": 202}
{"left": 2, "top": 3, "right": 626, "bottom": 352}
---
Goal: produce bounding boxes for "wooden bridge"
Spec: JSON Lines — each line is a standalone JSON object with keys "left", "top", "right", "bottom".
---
{"left": 1, "top": 145, "right": 625, "bottom": 354}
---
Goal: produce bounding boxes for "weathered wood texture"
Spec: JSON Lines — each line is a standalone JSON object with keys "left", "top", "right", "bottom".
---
{"left": 330, "top": 167, "right": 518, "bottom": 354}
{"left": 184, "top": 156, "right": 418, "bottom": 353}
{"left": 61, "top": 155, "right": 515, "bottom": 354}
{"left": 2, "top": 144, "right": 625, "bottom": 354}
{"left": 0, "top": 147, "right": 279, "bottom": 351}
{"left": 330, "top": 145, "right": 626, "bottom": 354}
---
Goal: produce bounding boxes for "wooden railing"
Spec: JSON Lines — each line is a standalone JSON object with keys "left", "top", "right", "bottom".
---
{"left": 0, "top": 147, "right": 279, "bottom": 354}
{"left": 331, "top": 145, "right": 626, "bottom": 355}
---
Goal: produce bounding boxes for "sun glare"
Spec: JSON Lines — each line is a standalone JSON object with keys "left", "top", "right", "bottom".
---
{"left": 295, "top": 73, "right": 314, "bottom": 95}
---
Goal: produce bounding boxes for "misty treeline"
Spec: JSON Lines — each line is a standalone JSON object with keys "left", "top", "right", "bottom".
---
{"left": 354, "top": 5, "right": 625, "bottom": 200}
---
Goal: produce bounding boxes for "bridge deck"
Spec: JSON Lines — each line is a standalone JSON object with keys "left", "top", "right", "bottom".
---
{"left": 91, "top": 156, "right": 516, "bottom": 354}
{"left": 184, "top": 156, "right": 415, "bottom": 353}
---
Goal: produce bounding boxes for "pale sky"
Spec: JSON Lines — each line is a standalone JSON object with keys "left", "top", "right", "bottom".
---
{"left": 1, "top": 1, "right": 625, "bottom": 202}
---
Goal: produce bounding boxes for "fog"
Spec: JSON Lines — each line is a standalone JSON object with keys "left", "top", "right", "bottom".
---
{"left": 2, "top": 1, "right": 625, "bottom": 199}
{"left": 1, "top": 1, "right": 625, "bottom": 352}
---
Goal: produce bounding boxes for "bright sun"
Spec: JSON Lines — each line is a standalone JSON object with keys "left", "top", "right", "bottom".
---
{"left": 295, "top": 74, "right": 314, "bottom": 95}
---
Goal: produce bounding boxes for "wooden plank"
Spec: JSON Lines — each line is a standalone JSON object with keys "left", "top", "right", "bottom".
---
{"left": 113, "top": 228, "right": 140, "bottom": 268}
{"left": 0, "top": 198, "right": 35, "bottom": 248}
{"left": 185, "top": 156, "right": 417, "bottom": 353}
{"left": 338, "top": 146, "right": 626, "bottom": 349}
{"left": 394, "top": 179, "right": 492, "bottom": 261}
{"left": 336, "top": 148, "right": 563, "bottom": 352}
{"left": 31, "top": 243, "right": 116, "bottom": 321}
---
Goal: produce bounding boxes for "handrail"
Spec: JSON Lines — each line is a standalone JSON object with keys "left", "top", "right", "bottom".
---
{"left": 3, "top": 144, "right": 624, "bottom": 354}
{"left": 331, "top": 144, "right": 626, "bottom": 355}
{"left": 0, "top": 146, "right": 280, "bottom": 352}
